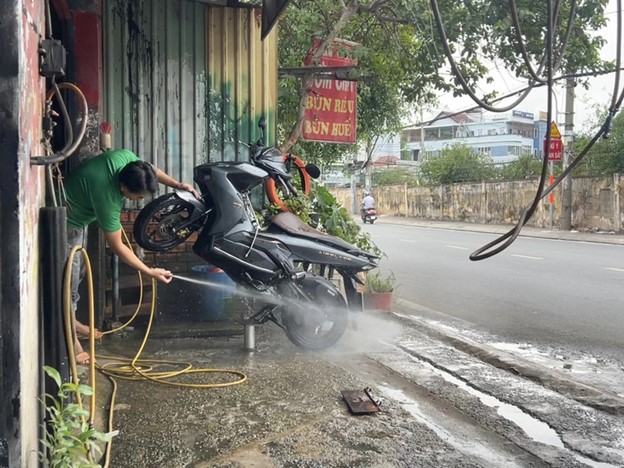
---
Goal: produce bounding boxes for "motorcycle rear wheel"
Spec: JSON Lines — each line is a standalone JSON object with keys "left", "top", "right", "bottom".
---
{"left": 133, "top": 193, "right": 197, "bottom": 251}
{"left": 281, "top": 275, "right": 348, "bottom": 350}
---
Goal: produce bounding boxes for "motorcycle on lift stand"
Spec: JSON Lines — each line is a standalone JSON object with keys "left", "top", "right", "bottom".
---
{"left": 133, "top": 118, "right": 379, "bottom": 350}
{"left": 361, "top": 207, "right": 377, "bottom": 224}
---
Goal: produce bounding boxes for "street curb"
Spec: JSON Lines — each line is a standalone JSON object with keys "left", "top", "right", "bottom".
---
{"left": 392, "top": 302, "right": 624, "bottom": 416}
{"left": 374, "top": 216, "right": 624, "bottom": 246}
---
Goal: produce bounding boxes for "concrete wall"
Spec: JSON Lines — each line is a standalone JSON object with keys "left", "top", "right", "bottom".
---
{"left": 0, "top": 1, "right": 47, "bottom": 466}
{"left": 331, "top": 175, "right": 624, "bottom": 232}
{"left": 18, "top": 1, "right": 47, "bottom": 466}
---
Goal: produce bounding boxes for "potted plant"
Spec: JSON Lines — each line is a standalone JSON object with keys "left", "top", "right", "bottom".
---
{"left": 362, "top": 270, "right": 396, "bottom": 311}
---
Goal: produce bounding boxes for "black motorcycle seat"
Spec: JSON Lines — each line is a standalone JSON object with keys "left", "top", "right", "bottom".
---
{"left": 271, "top": 211, "right": 357, "bottom": 252}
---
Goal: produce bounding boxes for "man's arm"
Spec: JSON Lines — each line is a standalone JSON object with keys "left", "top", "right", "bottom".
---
{"left": 152, "top": 166, "right": 200, "bottom": 198}
{"left": 104, "top": 229, "right": 173, "bottom": 284}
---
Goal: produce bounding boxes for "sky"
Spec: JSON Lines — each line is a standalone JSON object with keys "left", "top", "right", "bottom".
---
{"left": 421, "top": 0, "right": 621, "bottom": 133}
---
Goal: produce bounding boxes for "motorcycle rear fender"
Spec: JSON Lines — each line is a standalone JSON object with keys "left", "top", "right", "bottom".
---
{"left": 172, "top": 189, "right": 211, "bottom": 224}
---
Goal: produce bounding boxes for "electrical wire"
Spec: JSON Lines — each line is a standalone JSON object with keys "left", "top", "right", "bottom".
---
{"left": 429, "top": 0, "right": 582, "bottom": 115}
{"left": 509, "top": 0, "right": 577, "bottom": 84}
{"left": 45, "top": 0, "right": 52, "bottom": 39}
{"left": 429, "top": 0, "right": 537, "bottom": 113}
{"left": 470, "top": 0, "right": 556, "bottom": 260}
{"left": 420, "top": 0, "right": 622, "bottom": 260}
{"left": 32, "top": 82, "right": 89, "bottom": 165}
{"left": 403, "top": 67, "right": 624, "bottom": 130}
{"left": 470, "top": 0, "right": 624, "bottom": 260}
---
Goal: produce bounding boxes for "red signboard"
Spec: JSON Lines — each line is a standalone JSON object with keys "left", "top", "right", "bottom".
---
{"left": 545, "top": 121, "right": 563, "bottom": 162}
{"left": 302, "top": 39, "right": 357, "bottom": 144}
{"left": 545, "top": 138, "right": 563, "bottom": 162}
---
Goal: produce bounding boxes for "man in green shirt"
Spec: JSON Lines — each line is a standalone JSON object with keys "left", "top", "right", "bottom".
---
{"left": 64, "top": 149, "right": 198, "bottom": 364}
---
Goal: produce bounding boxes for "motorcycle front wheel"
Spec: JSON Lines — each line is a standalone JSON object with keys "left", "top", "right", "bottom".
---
{"left": 133, "top": 193, "right": 198, "bottom": 251}
{"left": 281, "top": 275, "right": 348, "bottom": 350}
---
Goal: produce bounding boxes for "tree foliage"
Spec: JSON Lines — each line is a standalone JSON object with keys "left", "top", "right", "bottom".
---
{"left": 498, "top": 154, "right": 544, "bottom": 180}
{"left": 420, "top": 144, "right": 495, "bottom": 184}
{"left": 277, "top": 0, "right": 610, "bottom": 165}
{"left": 575, "top": 111, "right": 624, "bottom": 175}
{"left": 372, "top": 168, "right": 419, "bottom": 186}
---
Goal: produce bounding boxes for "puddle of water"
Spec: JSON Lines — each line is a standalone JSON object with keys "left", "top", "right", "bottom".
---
{"left": 415, "top": 356, "right": 565, "bottom": 449}
{"left": 388, "top": 341, "right": 621, "bottom": 468}
{"left": 378, "top": 384, "right": 524, "bottom": 467}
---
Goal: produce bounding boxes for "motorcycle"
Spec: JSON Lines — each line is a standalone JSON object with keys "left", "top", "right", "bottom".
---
{"left": 361, "top": 207, "right": 377, "bottom": 224}
{"left": 133, "top": 118, "right": 379, "bottom": 350}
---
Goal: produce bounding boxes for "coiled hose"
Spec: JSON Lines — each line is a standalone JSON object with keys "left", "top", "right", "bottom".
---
{"left": 62, "top": 240, "right": 247, "bottom": 467}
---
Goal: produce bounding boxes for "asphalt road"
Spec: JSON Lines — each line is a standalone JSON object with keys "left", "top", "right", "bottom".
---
{"left": 363, "top": 222, "right": 624, "bottom": 360}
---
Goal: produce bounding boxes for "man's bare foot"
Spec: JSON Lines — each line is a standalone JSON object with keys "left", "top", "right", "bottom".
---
{"left": 75, "top": 351, "right": 93, "bottom": 365}
{"left": 75, "top": 321, "right": 103, "bottom": 339}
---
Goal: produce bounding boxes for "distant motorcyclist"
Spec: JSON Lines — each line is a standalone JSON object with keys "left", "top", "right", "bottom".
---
{"left": 361, "top": 190, "right": 375, "bottom": 210}
{"left": 360, "top": 190, "right": 377, "bottom": 223}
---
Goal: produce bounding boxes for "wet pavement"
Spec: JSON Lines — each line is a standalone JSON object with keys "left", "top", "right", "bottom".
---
{"left": 85, "top": 219, "right": 624, "bottom": 467}
{"left": 91, "top": 305, "right": 624, "bottom": 467}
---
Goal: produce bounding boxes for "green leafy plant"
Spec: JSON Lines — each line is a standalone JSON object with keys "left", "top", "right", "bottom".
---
{"left": 364, "top": 270, "right": 396, "bottom": 293}
{"left": 265, "top": 190, "right": 313, "bottom": 225}
{"left": 40, "top": 366, "right": 110, "bottom": 468}
{"left": 312, "top": 184, "right": 381, "bottom": 255}
{"left": 263, "top": 182, "right": 382, "bottom": 256}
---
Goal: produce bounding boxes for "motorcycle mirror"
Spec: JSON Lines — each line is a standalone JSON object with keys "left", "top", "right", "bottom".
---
{"left": 305, "top": 163, "right": 321, "bottom": 179}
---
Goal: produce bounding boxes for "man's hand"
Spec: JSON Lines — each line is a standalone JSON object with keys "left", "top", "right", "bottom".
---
{"left": 149, "top": 267, "right": 173, "bottom": 284}
{"left": 177, "top": 182, "right": 200, "bottom": 199}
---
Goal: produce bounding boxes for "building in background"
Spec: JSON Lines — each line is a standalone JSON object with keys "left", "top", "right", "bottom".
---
{"left": 404, "top": 110, "right": 548, "bottom": 163}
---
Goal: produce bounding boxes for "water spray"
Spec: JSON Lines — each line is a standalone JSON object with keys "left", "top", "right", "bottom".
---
{"left": 171, "top": 273, "right": 343, "bottom": 351}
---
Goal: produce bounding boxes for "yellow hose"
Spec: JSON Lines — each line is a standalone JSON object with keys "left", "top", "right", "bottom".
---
{"left": 63, "top": 234, "right": 248, "bottom": 467}
{"left": 63, "top": 246, "right": 97, "bottom": 421}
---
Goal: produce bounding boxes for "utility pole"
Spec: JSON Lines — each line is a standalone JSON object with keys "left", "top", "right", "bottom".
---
{"left": 560, "top": 78, "right": 574, "bottom": 230}
{"left": 350, "top": 154, "right": 358, "bottom": 215}
{"left": 419, "top": 107, "right": 425, "bottom": 160}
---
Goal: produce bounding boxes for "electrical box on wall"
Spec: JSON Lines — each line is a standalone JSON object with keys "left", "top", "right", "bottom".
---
{"left": 39, "top": 39, "right": 66, "bottom": 78}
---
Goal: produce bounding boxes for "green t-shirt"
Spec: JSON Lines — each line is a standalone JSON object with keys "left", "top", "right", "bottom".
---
{"left": 64, "top": 149, "right": 140, "bottom": 232}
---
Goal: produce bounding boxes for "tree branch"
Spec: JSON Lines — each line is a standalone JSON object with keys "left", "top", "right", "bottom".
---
{"left": 279, "top": 1, "right": 360, "bottom": 152}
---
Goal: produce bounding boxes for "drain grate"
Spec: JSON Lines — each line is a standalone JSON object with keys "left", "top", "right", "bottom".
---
{"left": 341, "top": 387, "right": 382, "bottom": 414}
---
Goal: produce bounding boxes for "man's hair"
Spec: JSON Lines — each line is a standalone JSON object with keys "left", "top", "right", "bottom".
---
{"left": 119, "top": 161, "right": 158, "bottom": 194}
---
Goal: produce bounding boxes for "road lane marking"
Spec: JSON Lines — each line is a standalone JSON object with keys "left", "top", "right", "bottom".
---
{"left": 445, "top": 245, "right": 469, "bottom": 250}
{"left": 604, "top": 267, "right": 624, "bottom": 273}
{"left": 400, "top": 239, "right": 420, "bottom": 243}
{"left": 511, "top": 254, "right": 543, "bottom": 260}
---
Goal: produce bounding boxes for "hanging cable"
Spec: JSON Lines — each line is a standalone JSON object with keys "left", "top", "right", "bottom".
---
{"left": 509, "top": 0, "right": 577, "bottom": 84}
{"left": 603, "top": 0, "right": 623, "bottom": 138}
{"left": 470, "top": 0, "right": 624, "bottom": 260}
{"left": 429, "top": 0, "right": 582, "bottom": 114}
{"left": 429, "top": 0, "right": 537, "bottom": 112}
{"left": 402, "top": 67, "right": 624, "bottom": 130}
{"left": 470, "top": 0, "right": 555, "bottom": 260}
